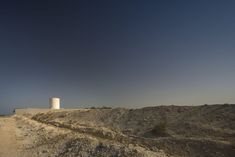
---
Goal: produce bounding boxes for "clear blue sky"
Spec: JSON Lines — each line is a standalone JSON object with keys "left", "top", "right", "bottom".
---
{"left": 1, "top": 0, "right": 235, "bottom": 114}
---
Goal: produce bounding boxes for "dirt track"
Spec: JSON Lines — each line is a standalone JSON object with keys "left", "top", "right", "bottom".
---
{"left": 0, "top": 117, "right": 20, "bottom": 157}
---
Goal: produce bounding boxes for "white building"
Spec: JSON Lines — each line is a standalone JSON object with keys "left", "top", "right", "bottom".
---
{"left": 49, "top": 97, "right": 60, "bottom": 109}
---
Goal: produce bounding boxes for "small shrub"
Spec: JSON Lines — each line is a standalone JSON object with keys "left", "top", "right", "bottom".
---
{"left": 99, "top": 106, "right": 112, "bottom": 109}
{"left": 151, "top": 122, "right": 168, "bottom": 137}
{"left": 90, "top": 106, "right": 112, "bottom": 109}
{"left": 231, "top": 138, "right": 235, "bottom": 146}
{"left": 58, "top": 114, "right": 66, "bottom": 118}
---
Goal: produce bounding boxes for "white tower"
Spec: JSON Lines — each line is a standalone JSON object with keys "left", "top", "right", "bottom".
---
{"left": 49, "top": 97, "right": 60, "bottom": 109}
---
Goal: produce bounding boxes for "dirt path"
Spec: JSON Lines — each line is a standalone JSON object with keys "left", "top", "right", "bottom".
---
{"left": 0, "top": 117, "right": 21, "bottom": 157}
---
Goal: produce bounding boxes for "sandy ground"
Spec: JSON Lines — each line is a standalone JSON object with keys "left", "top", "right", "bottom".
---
{"left": 0, "top": 117, "right": 21, "bottom": 157}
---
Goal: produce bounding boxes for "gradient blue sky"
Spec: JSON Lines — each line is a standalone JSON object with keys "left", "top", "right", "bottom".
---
{"left": 1, "top": 0, "right": 235, "bottom": 114}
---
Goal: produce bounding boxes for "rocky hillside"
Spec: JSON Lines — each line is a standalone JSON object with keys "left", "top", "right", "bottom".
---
{"left": 30, "top": 104, "right": 235, "bottom": 157}
{"left": 15, "top": 115, "right": 166, "bottom": 157}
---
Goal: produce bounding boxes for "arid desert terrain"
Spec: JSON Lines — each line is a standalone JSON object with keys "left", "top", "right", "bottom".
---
{"left": 0, "top": 104, "right": 234, "bottom": 157}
